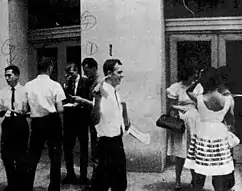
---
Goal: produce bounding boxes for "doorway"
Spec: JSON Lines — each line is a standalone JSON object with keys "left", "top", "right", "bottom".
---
{"left": 169, "top": 34, "right": 217, "bottom": 84}
{"left": 219, "top": 34, "right": 242, "bottom": 163}
{"left": 169, "top": 33, "right": 242, "bottom": 163}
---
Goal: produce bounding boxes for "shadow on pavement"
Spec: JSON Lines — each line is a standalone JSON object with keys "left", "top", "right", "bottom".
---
{"left": 144, "top": 182, "right": 212, "bottom": 191}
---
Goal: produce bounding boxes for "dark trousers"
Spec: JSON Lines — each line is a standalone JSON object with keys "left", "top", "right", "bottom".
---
{"left": 90, "top": 124, "right": 98, "bottom": 162}
{"left": 91, "top": 135, "right": 127, "bottom": 191}
{"left": 28, "top": 113, "right": 62, "bottom": 191}
{"left": 1, "top": 116, "right": 30, "bottom": 191}
{"left": 194, "top": 171, "right": 235, "bottom": 191}
{"left": 63, "top": 109, "right": 89, "bottom": 180}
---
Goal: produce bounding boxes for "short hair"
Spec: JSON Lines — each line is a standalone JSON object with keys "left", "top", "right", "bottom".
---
{"left": 65, "top": 62, "right": 78, "bottom": 73}
{"left": 200, "top": 67, "right": 219, "bottom": 93}
{"left": 103, "top": 59, "right": 122, "bottom": 76}
{"left": 5, "top": 65, "right": 20, "bottom": 76}
{"left": 178, "top": 65, "right": 197, "bottom": 82}
{"left": 37, "top": 56, "right": 53, "bottom": 73}
{"left": 81, "top": 58, "right": 98, "bottom": 69}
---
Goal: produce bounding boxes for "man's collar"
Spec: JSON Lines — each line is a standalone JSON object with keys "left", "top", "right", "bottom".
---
{"left": 104, "top": 81, "right": 116, "bottom": 92}
{"left": 37, "top": 74, "right": 50, "bottom": 79}
{"left": 8, "top": 82, "right": 20, "bottom": 90}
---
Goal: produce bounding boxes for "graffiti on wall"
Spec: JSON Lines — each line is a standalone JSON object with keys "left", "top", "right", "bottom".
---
{"left": 1, "top": 39, "right": 16, "bottom": 65}
{"left": 81, "top": 10, "right": 98, "bottom": 56}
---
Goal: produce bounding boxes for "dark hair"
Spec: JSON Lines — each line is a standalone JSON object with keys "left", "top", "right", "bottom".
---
{"left": 37, "top": 56, "right": 53, "bottom": 73}
{"left": 178, "top": 65, "right": 197, "bottom": 82}
{"left": 217, "top": 66, "right": 230, "bottom": 85}
{"left": 103, "top": 59, "right": 122, "bottom": 76}
{"left": 5, "top": 65, "right": 20, "bottom": 76}
{"left": 65, "top": 62, "right": 78, "bottom": 73}
{"left": 81, "top": 58, "right": 98, "bottom": 69}
{"left": 200, "top": 67, "right": 219, "bottom": 93}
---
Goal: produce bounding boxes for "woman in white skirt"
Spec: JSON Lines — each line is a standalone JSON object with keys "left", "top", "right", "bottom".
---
{"left": 166, "top": 66, "right": 203, "bottom": 190}
{"left": 184, "top": 67, "right": 236, "bottom": 191}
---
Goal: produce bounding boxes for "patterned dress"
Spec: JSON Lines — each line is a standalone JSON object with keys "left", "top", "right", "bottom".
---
{"left": 166, "top": 82, "right": 202, "bottom": 158}
{"left": 184, "top": 95, "right": 234, "bottom": 176}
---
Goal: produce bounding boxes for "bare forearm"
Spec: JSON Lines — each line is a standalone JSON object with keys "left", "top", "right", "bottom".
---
{"left": 92, "top": 97, "right": 101, "bottom": 125}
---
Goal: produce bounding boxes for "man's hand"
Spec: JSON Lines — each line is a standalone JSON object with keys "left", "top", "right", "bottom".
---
{"left": 93, "top": 76, "right": 109, "bottom": 98}
{"left": 70, "top": 95, "right": 93, "bottom": 106}
{"left": 0, "top": 104, "right": 9, "bottom": 112}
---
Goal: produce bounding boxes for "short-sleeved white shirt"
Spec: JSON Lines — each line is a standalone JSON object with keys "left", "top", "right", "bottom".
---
{"left": 0, "top": 83, "right": 28, "bottom": 117}
{"left": 95, "top": 82, "right": 125, "bottom": 138}
{"left": 25, "top": 74, "right": 66, "bottom": 117}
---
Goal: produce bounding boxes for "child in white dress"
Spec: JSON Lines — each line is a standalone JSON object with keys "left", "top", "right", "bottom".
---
{"left": 184, "top": 67, "right": 236, "bottom": 191}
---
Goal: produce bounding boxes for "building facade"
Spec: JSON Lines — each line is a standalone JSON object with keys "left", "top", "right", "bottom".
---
{"left": 1, "top": 0, "right": 242, "bottom": 172}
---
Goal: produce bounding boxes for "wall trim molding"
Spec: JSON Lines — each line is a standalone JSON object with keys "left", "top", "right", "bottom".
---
{"left": 28, "top": 25, "right": 80, "bottom": 42}
{"left": 28, "top": 17, "right": 242, "bottom": 40}
{"left": 166, "top": 17, "right": 242, "bottom": 32}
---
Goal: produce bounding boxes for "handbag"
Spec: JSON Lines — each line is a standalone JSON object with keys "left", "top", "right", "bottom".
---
{"left": 156, "top": 113, "right": 185, "bottom": 133}
{"left": 228, "top": 132, "right": 240, "bottom": 148}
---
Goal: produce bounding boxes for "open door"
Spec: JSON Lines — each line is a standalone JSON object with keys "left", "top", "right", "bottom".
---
{"left": 219, "top": 34, "right": 242, "bottom": 163}
{"left": 169, "top": 34, "right": 217, "bottom": 84}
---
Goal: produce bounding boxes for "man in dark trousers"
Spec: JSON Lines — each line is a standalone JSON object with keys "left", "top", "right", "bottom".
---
{"left": 81, "top": 58, "right": 99, "bottom": 164}
{"left": 25, "top": 57, "right": 66, "bottom": 191}
{"left": 91, "top": 59, "right": 127, "bottom": 191}
{"left": 62, "top": 63, "right": 91, "bottom": 187}
{"left": 0, "top": 65, "right": 30, "bottom": 191}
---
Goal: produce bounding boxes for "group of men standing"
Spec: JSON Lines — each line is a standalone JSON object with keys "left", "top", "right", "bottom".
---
{"left": 0, "top": 57, "right": 128, "bottom": 191}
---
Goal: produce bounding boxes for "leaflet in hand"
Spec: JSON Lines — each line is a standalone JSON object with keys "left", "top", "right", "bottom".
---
{"left": 63, "top": 103, "right": 75, "bottom": 107}
{"left": 128, "top": 125, "right": 150, "bottom": 145}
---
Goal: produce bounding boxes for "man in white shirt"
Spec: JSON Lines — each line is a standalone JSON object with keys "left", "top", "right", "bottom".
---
{"left": 0, "top": 65, "right": 30, "bottom": 191}
{"left": 91, "top": 59, "right": 127, "bottom": 191}
{"left": 25, "top": 57, "right": 66, "bottom": 191}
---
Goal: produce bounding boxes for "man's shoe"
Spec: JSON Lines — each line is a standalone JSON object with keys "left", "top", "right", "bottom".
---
{"left": 78, "top": 177, "right": 89, "bottom": 186}
{"left": 61, "top": 174, "right": 78, "bottom": 185}
{"left": 3, "top": 186, "right": 10, "bottom": 191}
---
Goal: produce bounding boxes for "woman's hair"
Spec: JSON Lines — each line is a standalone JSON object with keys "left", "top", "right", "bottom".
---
{"left": 200, "top": 67, "right": 222, "bottom": 93}
{"left": 217, "top": 66, "right": 230, "bottom": 86}
{"left": 178, "top": 65, "right": 197, "bottom": 82}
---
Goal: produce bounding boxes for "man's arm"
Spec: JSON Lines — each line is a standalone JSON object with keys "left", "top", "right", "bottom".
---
{"left": 69, "top": 95, "right": 93, "bottom": 106}
{"left": 56, "top": 101, "right": 64, "bottom": 130}
{"left": 91, "top": 95, "right": 101, "bottom": 125}
{"left": 0, "top": 94, "right": 7, "bottom": 117}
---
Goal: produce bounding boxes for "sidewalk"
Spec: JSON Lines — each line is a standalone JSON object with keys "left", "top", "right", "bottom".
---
{"left": 0, "top": 156, "right": 241, "bottom": 190}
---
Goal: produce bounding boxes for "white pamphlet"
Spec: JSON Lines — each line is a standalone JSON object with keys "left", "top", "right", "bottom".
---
{"left": 128, "top": 125, "right": 150, "bottom": 145}
{"left": 63, "top": 103, "right": 75, "bottom": 107}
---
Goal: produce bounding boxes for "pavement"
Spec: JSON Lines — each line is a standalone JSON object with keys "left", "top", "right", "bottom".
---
{"left": 0, "top": 153, "right": 241, "bottom": 191}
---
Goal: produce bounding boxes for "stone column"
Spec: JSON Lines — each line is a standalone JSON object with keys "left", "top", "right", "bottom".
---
{"left": 0, "top": 0, "right": 10, "bottom": 88}
{"left": 8, "top": 0, "right": 29, "bottom": 84}
{"left": 160, "top": 0, "right": 167, "bottom": 171}
{"left": 81, "top": 0, "right": 167, "bottom": 172}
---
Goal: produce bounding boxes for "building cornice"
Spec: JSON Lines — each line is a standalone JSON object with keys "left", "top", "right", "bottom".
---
{"left": 28, "top": 17, "right": 242, "bottom": 41}
{"left": 166, "top": 16, "right": 242, "bottom": 32}
{"left": 28, "top": 25, "right": 81, "bottom": 42}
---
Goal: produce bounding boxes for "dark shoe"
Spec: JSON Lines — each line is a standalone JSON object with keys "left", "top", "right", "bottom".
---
{"left": 3, "top": 185, "right": 17, "bottom": 191}
{"left": 175, "top": 183, "right": 181, "bottom": 191}
{"left": 61, "top": 174, "right": 78, "bottom": 185}
{"left": 3, "top": 186, "right": 10, "bottom": 191}
{"left": 78, "top": 177, "right": 89, "bottom": 186}
{"left": 190, "top": 180, "right": 195, "bottom": 188}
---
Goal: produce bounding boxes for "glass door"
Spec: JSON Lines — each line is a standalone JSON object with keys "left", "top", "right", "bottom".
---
{"left": 219, "top": 34, "right": 242, "bottom": 163}
{"left": 169, "top": 34, "right": 217, "bottom": 84}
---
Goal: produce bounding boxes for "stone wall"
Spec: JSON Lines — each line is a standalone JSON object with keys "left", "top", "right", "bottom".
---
{"left": 81, "top": 0, "right": 167, "bottom": 172}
